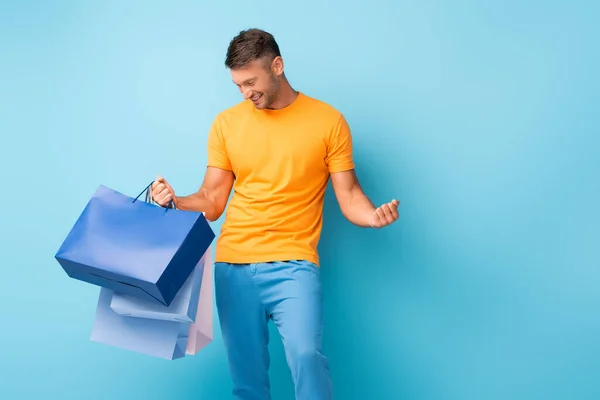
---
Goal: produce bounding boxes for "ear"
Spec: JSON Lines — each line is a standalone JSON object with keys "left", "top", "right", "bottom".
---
{"left": 271, "top": 56, "right": 284, "bottom": 76}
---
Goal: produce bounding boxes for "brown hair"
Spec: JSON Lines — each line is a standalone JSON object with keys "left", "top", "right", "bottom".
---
{"left": 225, "top": 28, "right": 281, "bottom": 69}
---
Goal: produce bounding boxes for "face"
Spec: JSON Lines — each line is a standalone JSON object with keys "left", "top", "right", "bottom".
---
{"left": 231, "top": 57, "right": 283, "bottom": 109}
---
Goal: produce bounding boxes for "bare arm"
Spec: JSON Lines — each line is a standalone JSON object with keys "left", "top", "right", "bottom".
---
{"left": 330, "top": 169, "right": 399, "bottom": 228}
{"left": 174, "top": 167, "right": 234, "bottom": 222}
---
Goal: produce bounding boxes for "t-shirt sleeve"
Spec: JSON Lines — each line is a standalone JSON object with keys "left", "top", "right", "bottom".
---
{"left": 207, "top": 116, "right": 232, "bottom": 171}
{"left": 325, "top": 114, "right": 355, "bottom": 173}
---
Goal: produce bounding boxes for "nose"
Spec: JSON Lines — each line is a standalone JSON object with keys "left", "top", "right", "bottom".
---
{"left": 241, "top": 86, "right": 253, "bottom": 100}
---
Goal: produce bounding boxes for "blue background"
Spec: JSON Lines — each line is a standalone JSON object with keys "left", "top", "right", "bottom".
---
{"left": 1, "top": 1, "right": 598, "bottom": 399}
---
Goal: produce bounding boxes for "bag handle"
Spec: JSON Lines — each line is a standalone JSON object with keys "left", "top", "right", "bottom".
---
{"left": 132, "top": 181, "right": 176, "bottom": 210}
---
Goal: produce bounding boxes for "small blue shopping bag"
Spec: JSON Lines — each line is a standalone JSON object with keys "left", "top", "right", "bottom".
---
{"left": 90, "top": 287, "right": 190, "bottom": 360}
{"left": 55, "top": 183, "right": 214, "bottom": 307}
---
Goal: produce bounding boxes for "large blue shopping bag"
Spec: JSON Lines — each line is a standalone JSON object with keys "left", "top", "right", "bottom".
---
{"left": 55, "top": 182, "right": 214, "bottom": 306}
{"left": 90, "top": 287, "right": 190, "bottom": 360}
{"left": 109, "top": 248, "right": 207, "bottom": 323}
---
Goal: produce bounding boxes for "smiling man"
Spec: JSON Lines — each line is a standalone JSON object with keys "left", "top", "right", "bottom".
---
{"left": 151, "top": 28, "right": 399, "bottom": 400}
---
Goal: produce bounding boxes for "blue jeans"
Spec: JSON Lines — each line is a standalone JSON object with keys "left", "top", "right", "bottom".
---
{"left": 215, "top": 260, "right": 332, "bottom": 400}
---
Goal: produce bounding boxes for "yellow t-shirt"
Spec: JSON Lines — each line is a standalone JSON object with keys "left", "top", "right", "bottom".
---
{"left": 206, "top": 92, "right": 354, "bottom": 266}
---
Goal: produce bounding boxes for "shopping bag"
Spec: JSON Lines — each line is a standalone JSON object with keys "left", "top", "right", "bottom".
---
{"left": 109, "top": 249, "right": 207, "bottom": 323}
{"left": 186, "top": 247, "right": 214, "bottom": 355}
{"left": 55, "top": 183, "right": 215, "bottom": 306}
{"left": 90, "top": 287, "right": 190, "bottom": 360}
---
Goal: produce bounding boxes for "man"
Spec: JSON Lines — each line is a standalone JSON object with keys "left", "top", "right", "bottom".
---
{"left": 151, "top": 28, "right": 399, "bottom": 400}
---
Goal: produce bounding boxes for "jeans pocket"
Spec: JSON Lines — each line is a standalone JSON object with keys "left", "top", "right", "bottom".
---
{"left": 286, "top": 259, "right": 320, "bottom": 276}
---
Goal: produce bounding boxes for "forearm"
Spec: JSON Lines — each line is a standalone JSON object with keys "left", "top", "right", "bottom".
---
{"left": 175, "top": 190, "right": 221, "bottom": 221}
{"left": 340, "top": 190, "right": 377, "bottom": 228}
{"left": 331, "top": 170, "right": 399, "bottom": 229}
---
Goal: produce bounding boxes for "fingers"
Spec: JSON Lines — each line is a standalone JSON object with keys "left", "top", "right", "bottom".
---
{"left": 380, "top": 203, "right": 397, "bottom": 224}
{"left": 158, "top": 187, "right": 173, "bottom": 203}
{"left": 151, "top": 176, "right": 175, "bottom": 206}
{"left": 152, "top": 176, "right": 164, "bottom": 189}
{"left": 387, "top": 200, "right": 400, "bottom": 219}
{"left": 372, "top": 207, "right": 386, "bottom": 228}
{"left": 371, "top": 199, "right": 400, "bottom": 228}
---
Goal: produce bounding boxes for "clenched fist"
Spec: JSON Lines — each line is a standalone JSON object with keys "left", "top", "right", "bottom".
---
{"left": 151, "top": 176, "right": 176, "bottom": 207}
{"left": 370, "top": 199, "right": 400, "bottom": 228}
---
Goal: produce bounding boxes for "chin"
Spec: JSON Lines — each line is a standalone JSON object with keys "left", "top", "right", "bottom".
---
{"left": 252, "top": 100, "right": 268, "bottom": 109}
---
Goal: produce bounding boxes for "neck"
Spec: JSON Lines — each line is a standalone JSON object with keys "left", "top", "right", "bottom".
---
{"left": 267, "top": 77, "right": 299, "bottom": 110}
